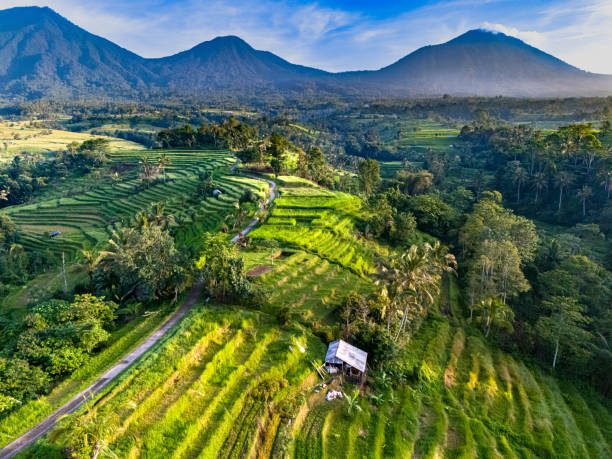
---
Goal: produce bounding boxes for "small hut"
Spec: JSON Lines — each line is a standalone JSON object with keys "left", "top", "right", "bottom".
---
{"left": 324, "top": 339, "right": 368, "bottom": 385}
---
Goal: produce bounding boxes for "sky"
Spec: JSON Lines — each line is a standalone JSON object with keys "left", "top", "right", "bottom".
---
{"left": 4, "top": 0, "right": 612, "bottom": 74}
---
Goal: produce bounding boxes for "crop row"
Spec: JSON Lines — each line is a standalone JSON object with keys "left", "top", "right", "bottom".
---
{"left": 4, "top": 151, "right": 267, "bottom": 258}
{"left": 289, "top": 316, "right": 611, "bottom": 458}
{"left": 43, "top": 305, "right": 321, "bottom": 458}
{"left": 251, "top": 184, "right": 374, "bottom": 276}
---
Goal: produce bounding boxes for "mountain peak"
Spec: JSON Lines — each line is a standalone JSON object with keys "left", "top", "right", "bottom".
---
{"left": 0, "top": 5, "right": 63, "bottom": 26}
{"left": 209, "top": 35, "right": 251, "bottom": 46}
{"left": 182, "top": 35, "right": 256, "bottom": 57}
{"left": 447, "top": 28, "right": 519, "bottom": 45}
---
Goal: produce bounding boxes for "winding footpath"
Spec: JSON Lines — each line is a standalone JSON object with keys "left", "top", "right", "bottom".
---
{"left": 231, "top": 179, "right": 276, "bottom": 242}
{"left": 0, "top": 176, "right": 277, "bottom": 459}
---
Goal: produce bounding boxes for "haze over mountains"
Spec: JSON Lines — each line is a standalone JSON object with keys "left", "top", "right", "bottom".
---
{"left": 1, "top": 6, "right": 611, "bottom": 100}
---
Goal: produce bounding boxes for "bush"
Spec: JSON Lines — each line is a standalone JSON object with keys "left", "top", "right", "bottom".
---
{"left": 239, "top": 189, "right": 258, "bottom": 204}
{"left": 277, "top": 306, "right": 292, "bottom": 326}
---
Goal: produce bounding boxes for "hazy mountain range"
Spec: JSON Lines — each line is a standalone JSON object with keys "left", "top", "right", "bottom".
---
{"left": 1, "top": 6, "right": 611, "bottom": 100}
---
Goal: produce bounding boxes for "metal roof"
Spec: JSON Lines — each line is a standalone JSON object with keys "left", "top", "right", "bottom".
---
{"left": 324, "top": 339, "right": 368, "bottom": 373}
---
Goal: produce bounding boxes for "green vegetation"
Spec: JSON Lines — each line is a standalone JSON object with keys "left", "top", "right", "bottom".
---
{"left": 250, "top": 176, "right": 377, "bottom": 276}
{"left": 290, "top": 312, "right": 611, "bottom": 458}
{"left": 1, "top": 149, "right": 260, "bottom": 259}
{"left": 0, "top": 104, "right": 610, "bottom": 458}
{"left": 0, "top": 120, "right": 143, "bottom": 158}
{"left": 25, "top": 305, "right": 322, "bottom": 458}
{"left": 0, "top": 307, "right": 169, "bottom": 447}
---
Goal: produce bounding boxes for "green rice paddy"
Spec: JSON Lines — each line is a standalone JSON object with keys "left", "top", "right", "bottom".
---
{"left": 12, "top": 173, "right": 611, "bottom": 458}
{"left": 2, "top": 149, "right": 267, "bottom": 259}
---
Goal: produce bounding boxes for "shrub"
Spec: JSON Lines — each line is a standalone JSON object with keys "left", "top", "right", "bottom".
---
{"left": 239, "top": 189, "right": 258, "bottom": 204}
{"left": 277, "top": 306, "right": 292, "bottom": 326}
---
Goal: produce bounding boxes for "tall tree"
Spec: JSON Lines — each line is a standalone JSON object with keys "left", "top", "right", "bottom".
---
{"left": 532, "top": 171, "right": 548, "bottom": 203}
{"left": 269, "top": 133, "right": 288, "bottom": 177}
{"left": 554, "top": 171, "right": 573, "bottom": 211}
{"left": 157, "top": 153, "right": 170, "bottom": 183}
{"left": 536, "top": 296, "right": 592, "bottom": 369}
{"left": 96, "top": 226, "right": 184, "bottom": 302}
{"left": 509, "top": 162, "right": 528, "bottom": 203}
{"left": 358, "top": 159, "right": 381, "bottom": 195}
{"left": 577, "top": 185, "right": 593, "bottom": 217}
{"left": 376, "top": 242, "right": 455, "bottom": 341}
{"left": 471, "top": 297, "right": 514, "bottom": 338}
{"left": 81, "top": 249, "right": 100, "bottom": 288}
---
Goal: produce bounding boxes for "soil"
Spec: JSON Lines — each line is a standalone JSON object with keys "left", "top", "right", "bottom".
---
{"left": 111, "top": 163, "right": 135, "bottom": 174}
{"left": 444, "top": 368, "right": 454, "bottom": 388}
{"left": 246, "top": 265, "right": 272, "bottom": 277}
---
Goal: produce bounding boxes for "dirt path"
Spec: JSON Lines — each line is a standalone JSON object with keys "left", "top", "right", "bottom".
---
{"left": 0, "top": 177, "right": 277, "bottom": 458}
{"left": 231, "top": 178, "right": 276, "bottom": 242}
{"left": 0, "top": 281, "right": 203, "bottom": 459}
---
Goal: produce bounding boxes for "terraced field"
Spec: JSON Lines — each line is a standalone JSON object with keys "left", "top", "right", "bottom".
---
{"left": 291, "top": 314, "right": 612, "bottom": 458}
{"left": 15, "top": 174, "right": 610, "bottom": 458}
{"left": 254, "top": 250, "right": 372, "bottom": 325}
{"left": 26, "top": 306, "right": 324, "bottom": 458}
{"left": 395, "top": 120, "right": 459, "bottom": 153}
{"left": 250, "top": 176, "right": 379, "bottom": 276}
{"left": 2, "top": 150, "right": 268, "bottom": 259}
{"left": 339, "top": 116, "right": 458, "bottom": 154}
{"left": 0, "top": 120, "right": 143, "bottom": 158}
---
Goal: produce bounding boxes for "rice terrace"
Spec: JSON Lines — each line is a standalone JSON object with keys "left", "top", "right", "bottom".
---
{"left": 0, "top": 2, "right": 611, "bottom": 459}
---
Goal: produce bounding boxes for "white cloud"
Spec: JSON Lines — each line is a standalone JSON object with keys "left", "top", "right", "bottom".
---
{"left": 481, "top": 22, "right": 547, "bottom": 48}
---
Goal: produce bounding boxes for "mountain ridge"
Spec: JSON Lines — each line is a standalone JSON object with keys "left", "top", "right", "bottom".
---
{"left": 0, "top": 6, "right": 610, "bottom": 99}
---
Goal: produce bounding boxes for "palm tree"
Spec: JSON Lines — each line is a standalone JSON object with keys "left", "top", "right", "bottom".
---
{"left": 138, "top": 155, "right": 155, "bottom": 187}
{"left": 532, "top": 172, "right": 548, "bottom": 203}
{"left": 511, "top": 164, "right": 528, "bottom": 203}
{"left": 150, "top": 202, "right": 174, "bottom": 228}
{"left": 133, "top": 211, "right": 149, "bottom": 229}
{"left": 577, "top": 185, "right": 592, "bottom": 217}
{"left": 471, "top": 297, "right": 514, "bottom": 338}
{"left": 110, "top": 172, "right": 121, "bottom": 189}
{"left": 49, "top": 396, "right": 119, "bottom": 459}
{"left": 554, "top": 171, "right": 573, "bottom": 210}
{"left": 81, "top": 249, "right": 100, "bottom": 287}
{"left": 157, "top": 153, "right": 170, "bottom": 183}
{"left": 600, "top": 171, "right": 612, "bottom": 199}
{"left": 376, "top": 242, "right": 456, "bottom": 342}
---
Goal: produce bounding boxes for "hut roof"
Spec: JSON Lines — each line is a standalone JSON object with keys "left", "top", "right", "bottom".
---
{"left": 325, "top": 339, "right": 368, "bottom": 373}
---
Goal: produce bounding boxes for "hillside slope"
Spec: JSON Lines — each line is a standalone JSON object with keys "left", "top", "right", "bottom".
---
{"left": 14, "top": 177, "right": 610, "bottom": 458}
{"left": 0, "top": 6, "right": 154, "bottom": 98}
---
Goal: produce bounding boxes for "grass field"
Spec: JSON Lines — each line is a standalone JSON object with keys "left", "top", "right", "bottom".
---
{"left": 0, "top": 120, "right": 143, "bottom": 158}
